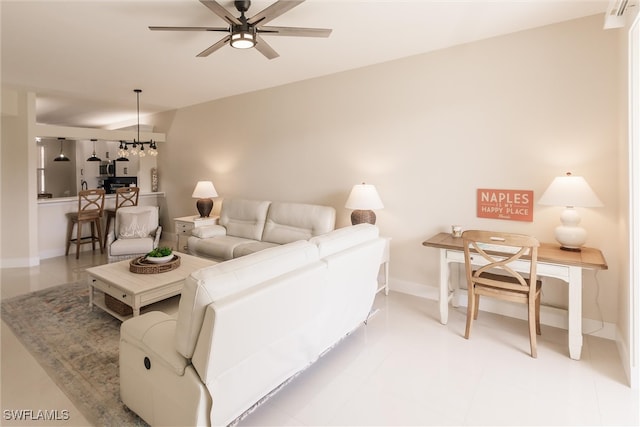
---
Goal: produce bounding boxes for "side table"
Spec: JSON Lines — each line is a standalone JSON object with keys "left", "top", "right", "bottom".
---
{"left": 174, "top": 215, "right": 219, "bottom": 252}
{"left": 377, "top": 237, "right": 391, "bottom": 295}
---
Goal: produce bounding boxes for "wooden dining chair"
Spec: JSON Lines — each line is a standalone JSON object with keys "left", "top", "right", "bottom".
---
{"left": 103, "top": 187, "right": 139, "bottom": 248}
{"left": 65, "top": 189, "right": 106, "bottom": 259}
{"left": 462, "top": 230, "right": 542, "bottom": 358}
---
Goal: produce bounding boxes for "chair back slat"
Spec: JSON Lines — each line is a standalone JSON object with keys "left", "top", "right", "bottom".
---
{"left": 77, "top": 189, "right": 105, "bottom": 220}
{"left": 462, "top": 230, "right": 542, "bottom": 357}
{"left": 115, "top": 187, "right": 139, "bottom": 210}
{"left": 463, "top": 230, "right": 539, "bottom": 294}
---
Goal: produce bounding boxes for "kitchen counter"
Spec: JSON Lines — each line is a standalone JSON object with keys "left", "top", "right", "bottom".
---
{"left": 37, "top": 192, "right": 166, "bottom": 259}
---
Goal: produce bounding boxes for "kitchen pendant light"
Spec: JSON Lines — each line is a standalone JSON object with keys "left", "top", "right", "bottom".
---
{"left": 54, "top": 138, "right": 70, "bottom": 162}
{"left": 86, "top": 139, "right": 102, "bottom": 162}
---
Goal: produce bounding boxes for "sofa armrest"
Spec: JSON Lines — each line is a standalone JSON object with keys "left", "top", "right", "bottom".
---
{"left": 120, "top": 311, "right": 189, "bottom": 376}
{"left": 106, "top": 229, "right": 116, "bottom": 247}
{"left": 191, "top": 224, "right": 227, "bottom": 239}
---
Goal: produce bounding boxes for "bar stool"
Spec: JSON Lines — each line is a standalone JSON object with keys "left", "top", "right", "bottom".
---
{"left": 65, "top": 189, "right": 105, "bottom": 259}
{"left": 103, "top": 187, "right": 139, "bottom": 249}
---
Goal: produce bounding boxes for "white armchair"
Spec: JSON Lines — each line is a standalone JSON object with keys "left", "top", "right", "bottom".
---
{"left": 106, "top": 206, "right": 162, "bottom": 262}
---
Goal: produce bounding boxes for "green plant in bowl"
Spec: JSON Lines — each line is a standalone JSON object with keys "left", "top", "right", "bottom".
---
{"left": 146, "top": 247, "right": 173, "bottom": 263}
{"left": 147, "top": 247, "right": 172, "bottom": 258}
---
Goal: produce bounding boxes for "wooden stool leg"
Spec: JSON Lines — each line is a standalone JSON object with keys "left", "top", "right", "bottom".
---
{"left": 96, "top": 218, "right": 104, "bottom": 254}
{"left": 75, "top": 221, "right": 82, "bottom": 259}
{"left": 65, "top": 219, "right": 74, "bottom": 256}
{"left": 90, "top": 221, "right": 96, "bottom": 251}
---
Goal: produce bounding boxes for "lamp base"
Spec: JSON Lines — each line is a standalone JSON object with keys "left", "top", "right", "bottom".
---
{"left": 560, "top": 246, "right": 582, "bottom": 252}
{"left": 351, "top": 210, "right": 376, "bottom": 225}
{"left": 196, "top": 198, "right": 213, "bottom": 218}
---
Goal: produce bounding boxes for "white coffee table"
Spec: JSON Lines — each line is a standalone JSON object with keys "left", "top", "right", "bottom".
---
{"left": 87, "top": 252, "right": 216, "bottom": 321}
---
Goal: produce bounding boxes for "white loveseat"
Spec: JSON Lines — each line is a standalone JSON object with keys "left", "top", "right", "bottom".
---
{"left": 119, "top": 224, "right": 385, "bottom": 426}
{"left": 187, "top": 198, "right": 336, "bottom": 261}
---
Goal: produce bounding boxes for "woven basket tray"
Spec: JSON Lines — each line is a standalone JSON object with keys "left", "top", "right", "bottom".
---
{"left": 105, "top": 294, "right": 133, "bottom": 316}
{"left": 129, "top": 254, "right": 181, "bottom": 274}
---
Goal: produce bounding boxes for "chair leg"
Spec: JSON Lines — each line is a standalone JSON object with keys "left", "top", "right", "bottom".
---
{"left": 535, "top": 293, "right": 541, "bottom": 335}
{"left": 473, "top": 294, "right": 480, "bottom": 320}
{"left": 96, "top": 218, "right": 104, "bottom": 254}
{"left": 528, "top": 298, "right": 538, "bottom": 358}
{"left": 90, "top": 221, "right": 96, "bottom": 251}
{"left": 65, "top": 220, "right": 74, "bottom": 256}
{"left": 465, "top": 286, "right": 475, "bottom": 339}
{"left": 75, "top": 221, "right": 82, "bottom": 259}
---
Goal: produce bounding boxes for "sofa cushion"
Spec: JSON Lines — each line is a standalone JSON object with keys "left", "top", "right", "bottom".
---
{"left": 191, "top": 225, "right": 226, "bottom": 239}
{"left": 232, "top": 241, "right": 280, "bottom": 258}
{"left": 110, "top": 236, "right": 155, "bottom": 256}
{"left": 261, "top": 202, "right": 336, "bottom": 245}
{"left": 310, "top": 223, "right": 380, "bottom": 258}
{"left": 219, "top": 199, "right": 271, "bottom": 241}
{"left": 117, "top": 206, "right": 159, "bottom": 239}
{"left": 175, "top": 240, "right": 320, "bottom": 359}
{"left": 187, "top": 235, "right": 257, "bottom": 261}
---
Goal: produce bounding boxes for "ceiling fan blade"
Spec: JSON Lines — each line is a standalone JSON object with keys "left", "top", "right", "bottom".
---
{"left": 258, "top": 26, "right": 332, "bottom": 38}
{"left": 254, "top": 35, "right": 279, "bottom": 60}
{"left": 199, "top": 0, "right": 241, "bottom": 25}
{"left": 149, "top": 26, "right": 229, "bottom": 32}
{"left": 248, "top": 0, "right": 304, "bottom": 26}
{"left": 196, "top": 35, "right": 231, "bottom": 57}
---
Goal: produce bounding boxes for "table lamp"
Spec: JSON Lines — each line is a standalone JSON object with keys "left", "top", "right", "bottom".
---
{"left": 192, "top": 181, "right": 218, "bottom": 218}
{"left": 345, "top": 183, "right": 384, "bottom": 225}
{"left": 538, "top": 172, "right": 603, "bottom": 251}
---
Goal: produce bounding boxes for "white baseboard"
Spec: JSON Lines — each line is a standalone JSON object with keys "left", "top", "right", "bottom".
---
{"left": 1, "top": 256, "right": 40, "bottom": 268}
{"left": 390, "top": 277, "right": 617, "bottom": 341}
{"left": 615, "top": 324, "right": 638, "bottom": 388}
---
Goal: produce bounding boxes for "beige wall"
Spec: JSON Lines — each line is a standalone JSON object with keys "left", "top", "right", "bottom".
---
{"left": 0, "top": 15, "right": 626, "bottom": 331}
{"left": 1, "top": 89, "right": 39, "bottom": 267}
{"left": 152, "top": 15, "right": 621, "bottom": 324}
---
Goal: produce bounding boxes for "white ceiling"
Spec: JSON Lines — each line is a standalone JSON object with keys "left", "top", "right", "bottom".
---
{"left": 2, "top": 0, "right": 609, "bottom": 129}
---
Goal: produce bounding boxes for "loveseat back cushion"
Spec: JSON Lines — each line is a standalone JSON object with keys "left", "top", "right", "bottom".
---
{"left": 261, "top": 202, "right": 336, "bottom": 245}
{"left": 309, "top": 223, "right": 379, "bottom": 258}
{"left": 175, "top": 240, "right": 320, "bottom": 358}
{"left": 116, "top": 206, "right": 159, "bottom": 239}
{"left": 219, "top": 199, "right": 271, "bottom": 241}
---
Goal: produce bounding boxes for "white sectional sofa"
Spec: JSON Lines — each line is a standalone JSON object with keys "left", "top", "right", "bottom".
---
{"left": 119, "top": 224, "right": 385, "bottom": 426}
{"left": 187, "top": 198, "right": 336, "bottom": 261}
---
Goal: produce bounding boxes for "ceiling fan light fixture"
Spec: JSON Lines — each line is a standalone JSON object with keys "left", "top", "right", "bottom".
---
{"left": 230, "top": 29, "right": 255, "bottom": 49}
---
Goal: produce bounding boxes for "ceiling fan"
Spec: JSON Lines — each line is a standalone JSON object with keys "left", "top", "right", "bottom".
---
{"left": 149, "top": 0, "right": 332, "bottom": 59}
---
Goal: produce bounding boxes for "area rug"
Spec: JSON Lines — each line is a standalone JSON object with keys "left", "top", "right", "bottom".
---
{"left": 1, "top": 282, "right": 147, "bottom": 426}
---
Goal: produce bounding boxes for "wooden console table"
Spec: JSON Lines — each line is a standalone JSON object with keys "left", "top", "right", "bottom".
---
{"left": 422, "top": 232, "right": 608, "bottom": 360}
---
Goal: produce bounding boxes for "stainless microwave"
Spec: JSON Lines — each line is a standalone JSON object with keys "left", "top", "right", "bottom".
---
{"left": 99, "top": 161, "right": 115, "bottom": 176}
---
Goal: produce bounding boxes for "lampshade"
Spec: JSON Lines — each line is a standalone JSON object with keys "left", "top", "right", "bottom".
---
{"left": 191, "top": 181, "right": 218, "bottom": 199}
{"left": 345, "top": 184, "right": 384, "bottom": 210}
{"left": 538, "top": 173, "right": 603, "bottom": 208}
{"left": 538, "top": 172, "right": 602, "bottom": 251}
{"left": 345, "top": 183, "right": 384, "bottom": 225}
{"left": 192, "top": 181, "right": 218, "bottom": 218}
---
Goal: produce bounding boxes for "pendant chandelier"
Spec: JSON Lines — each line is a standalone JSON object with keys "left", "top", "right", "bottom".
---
{"left": 86, "top": 139, "right": 102, "bottom": 162}
{"left": 53, "top": 137, "right": 70, "bottom": 162}
{"left": 117, "top": 89, "right": 158, "bottom": 158}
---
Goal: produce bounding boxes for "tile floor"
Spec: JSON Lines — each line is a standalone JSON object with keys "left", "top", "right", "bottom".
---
{"left": 1, "top": 252, "right": 638, "bottom": 426}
